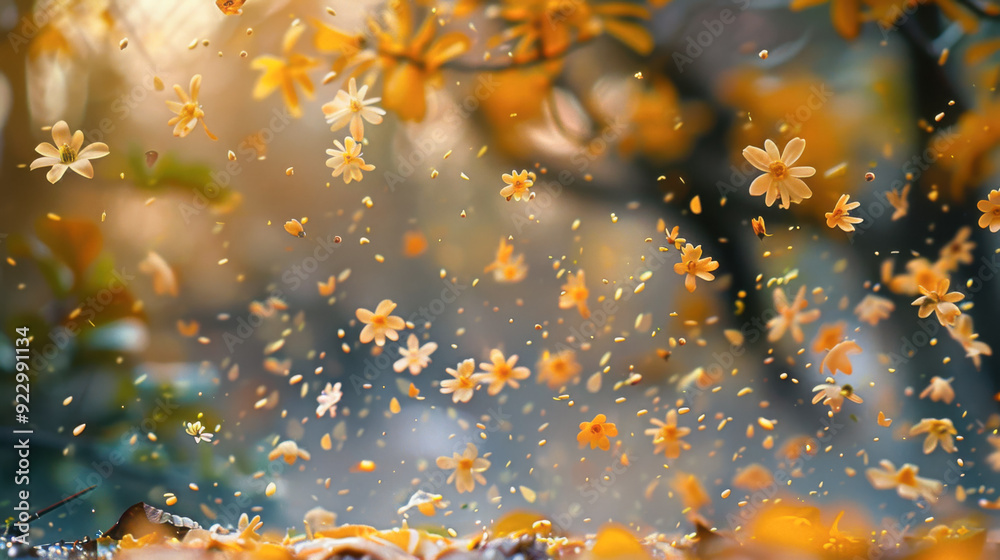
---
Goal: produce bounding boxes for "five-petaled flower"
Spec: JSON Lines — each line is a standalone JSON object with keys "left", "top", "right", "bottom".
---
{"left": 478, "top": 349, "right": 531, "bottom": 395}
{"left": 436, "top": 442, "right": 490, "bottom": 493}
{"left": 674, "top": 243, "right": 719, "bottom": 292}
{"left": 866, "top": 459, "right": 942, "bottom": 503}
{"left": 322, "top": 77, "right": 386, "bottom": 141}
{"left": 327, "top": 136, "right": 375, "bottom": 184}
{"left": 909, "top": 418, "right": 958, "bottom": 454}
{"left": 440, "top": 359, "right": 485, "bottom": 403}
{"left": 30, "top": 121, "right": 110, "bottom": 184}
{"left": 912, "top": 279, "right": 964, "bottom": 326}
{"left": 559, "top": 269, "right": 591, "bottom": 319}
{"left": 742, "top": 137, "right": 815, "bottom": 209}
{"left": 645, "top": 409, "right": 690, "bottom": 459}
{"left": 393, "top": 334, "right": 438, "bottom": 375}
{"left": 356, "top": 299, "right": 406, "bottom": 346}
{"left": 316, "top": 382, "right": 343, "bottom": 418}
{"left": 825, "top": 194, "right": 863, "bottom": 232}
{"left": 500, "top": 169, "right": 535, "bottom": 201}
{"left": 578, "top": 414, "right": 617, "bottom": 450}
{"left": 977, "top": 189, "right": 1000, "bottom": 232}
{"left": 166, "top": 74, "right": 218, "bottom": 140}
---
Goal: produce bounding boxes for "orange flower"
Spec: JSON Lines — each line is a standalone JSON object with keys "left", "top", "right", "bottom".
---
{"left": 791, "top": 0, "right": 977, "bottom": 41}
{"left": 577, "top": 414, "right": 617, "bottom": 450}
{"left": 911, "top": 279, "right": 964, "bottom": 327}
{"left": 251, "top": 24, "right": 319, "bottom": 119}
{"left": 478, "top": 349, "right": 530, "bottom": 395}
{"left": 820, "top": 340, "right": 862, "bottom": 376}
{"left": 854, "top": 294, "right": 894, "bottom": 326}
{"left": 947, "top": 314, "right": 992, "bottom": 369}
{"left": 645, "top": 409, "right": 690, "bottom": 459}
{"left": 536, "top": 349, "right": 582, "bottom": 389}
{"left": 672, "top": 471, "right": 710, "bottom": 511}
{"left": 356, "top": 299, "right": 406, "bottom": 346}
{"left": 664, "top": 223, "right": 686, "bottom": 249}
{"left": 882, "top": 257, "right": 949, "bottom": 296}
{"left": 371, "top": 1, "right": 471, "bottom": 121}
{"left": 673, "top": 244, "right": 719, "bottom": 293}
{"left": 166, "top": 74, "right": 217, "bottom": 140}
{"left": 811, "top": 321, "right": 846, "bottom": 353}
{"left": 751, "top": 216, "right": 772, "bottom": 240}
{"left": 867, "top": 460, "right": 943, "bottom": 503}
{"left": 812, "top": 378, "right": 863, "bottom": 413}
{"left": 919, "top": 376, "right": 955, "bottom": 404}
{"left": 559, "top": 269, "right": 590, "bottom": 318}
{"left": 436, "top": 443, "right": 490, "bottom": 493}
{"left": 909, "top": 418, "right": 958, "bottom": 454}
{"left": 484, "top": 238, "right": 528, "bottom": 283}
{"left": 825, "top": 194, "right": 863, "bottom": 231}
{"left": 977, "top": 189, "right": 1000, "bottom": 232}
{"left": 766, "top": 285, "right": 820, "bottom": 343}
{"left": 732, "top": 464, "right": 774, "bottom": 491}
{"left": 440, "top": 359, "right": 485, "bottom": 403}
{"left": 742, "top": 137, "right": 815, "bottom": 209}
{"left": 500, "top": 169, "right": 535, "bottom": 201}
{"left": 886, "top": 183, "right": 910, "bottom": 220}
{"left": 938, "top": 226, "right": 975, "bottom": 271}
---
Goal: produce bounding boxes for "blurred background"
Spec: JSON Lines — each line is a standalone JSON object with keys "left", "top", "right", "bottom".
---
{"left": 1, "top": 0, "right": 999, "bottom": 549}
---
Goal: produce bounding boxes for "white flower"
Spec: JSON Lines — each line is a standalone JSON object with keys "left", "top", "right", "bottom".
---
{"left": 321, "top": 78, "right": 386, "bottom": 141}
{"left": 440, "top": 359, "right": 485, "bottom": 403}
{"left": 393, "top": 334, "right": 438, "bottom": 375}
{"left": 316, "top": 382, "right": 343, "bottom": 418}
{"left": 185, "top": 421, "right": 213, "bottom": 444}
{"left": 811, "top": 379, "right": 863, "bottom": 413}
{"left": 30, "top": 121, "right": 110, "bottom": 184}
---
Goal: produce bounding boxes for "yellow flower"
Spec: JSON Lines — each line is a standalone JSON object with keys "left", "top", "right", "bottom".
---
{"left": 742, "top": 137, "right": 815, "bottom": 209}
{"left": 577, "top": 414, "right": 617, "bottom": 450}
{"left": 645, "top": 409, "right": 690, "bottom": 459}
{"left": 30, "top": 121, "right": 110, "bottom": 184}
{"left": 185, "top": 421, "right": 213, "bottom": 444}
{"left": 500, "top": 169, "right": 535, "bottom": 201}
{"left": 909, "top": 418, "right": 958, "bottom": 454}
{"left": 478, "top": 349, "right": 530, "bottom": 395}
{"left": 356, "top": 299, "right": 406, "bottom": 346}
{"left": 321, "top": 77, "right": 386, "bottom": 141}
{"left": 484, "top": 238, "right": 529, "bottom": 283}
{"left": 673, "top": 243, "right": 719, "bottom": 293}
{"left": 911, "top": 278, "right": 964, "bottom": 327}
{"left": 251, "top": 24, "right": 319, "bottom": 119}
{"left": 326, "top": 137, "right": 375, "bottom": 184}
{"left": 268, "top": 440, "right": 311, "bottom": 465}
{"left": 436, "top": 443, "right": 490, "bottom": 493}
{"left": 766, "top": 285, "right": 820, "bottom": 343}
{"left": 977, "top": 189, "right": 1000, "bottom": 232}
{"left": 166, "top": 74, "right": 217, "bottom": 140}
{"left": 371, "top": 0, "right": 471, "bottom": 122}
{"left": 853, "top": 294, "right": 894, "bottom": 326}
{"left": 919, "top": 377, "right": 955, "bottom": 405}
{"left": 559, "top": 269, "right": 590, "bottom": 319}
{"left": 440, "top": 358, "right": 485, "bottom": 403}
{"left": 664, "top": 224, "right": 686, "bottom": 249}
{"left": 536, "top": 349, "right": 582, "bottom": 389}
{"left": 819, "top": 340, "right": 862, "bottom": 376}
{"left": 825, "top": 194, "right": 863, "bottom": 231}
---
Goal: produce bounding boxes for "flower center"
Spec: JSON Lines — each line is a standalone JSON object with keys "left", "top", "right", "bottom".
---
{"left": 59, "top": 143, "right": 77, "bottom": 164}
{"left": 897, "top": 468, "right": 917, "bottom": 486}
{"left": 458, "top": 458, "right": 473, "bottom": 470}
{"left": 494, "top": 363, "right": 511, "bottom": 379}
{"left": 590, "top": 424, "right": 603, "bottom": 435}
{"left": 371, "top": 315, "right": 386, "bottom": 327}
{"left": 993, "top": 208, "right": 1000, "bottom": 216}
{"left": 769, "top": 161, "right": 788, "bottom": 179}
{"left": 350, "top": 98, "right": 362, "bottom": 112}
